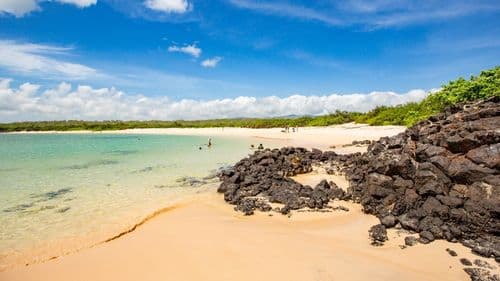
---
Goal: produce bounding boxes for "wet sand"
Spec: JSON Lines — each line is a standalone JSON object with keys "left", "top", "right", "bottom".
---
{"left": 1, "top": 172, "right": 494, "bottom": 281}
{"left": 2, "top": 125, "right": 497, "bottom": 280}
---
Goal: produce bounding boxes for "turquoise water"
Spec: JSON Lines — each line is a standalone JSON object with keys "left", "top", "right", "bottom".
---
{"left": 0, "top": 133, "right": 256, "bottom": 268}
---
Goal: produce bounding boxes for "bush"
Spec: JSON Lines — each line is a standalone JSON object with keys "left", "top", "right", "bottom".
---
{"left": 356, "top": 66, "right": 500, "bottom": 126}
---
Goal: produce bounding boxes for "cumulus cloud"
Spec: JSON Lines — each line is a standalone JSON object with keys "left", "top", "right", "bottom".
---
{"left": 0, "top": 78, "right": 432, "bottom": 122}
{"left": 167, "top": 43, "right": 201, "bottom": 58}
{"left": 144, "top": 0, "right": 190, "bottom": 13}
{"left": 0, "top": 40, "right": 99, "bottom": 80}
{"left": 0, "top": 0, "right": 96, "bottom": 17}
{"left": 201, "top": 57, "right": 222, "bottom": 68}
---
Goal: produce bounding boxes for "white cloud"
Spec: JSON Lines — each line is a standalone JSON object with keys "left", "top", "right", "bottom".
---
{"left": 0, "top": 0, "right": 96, "bottom": 17}
{"left": 56, "top": 0, "right": 97, "bottom": 8}
{"left": 167, "top": 43, "right": 201, "bottom": 58}
{"left": 0, "top": 40, "right": 99, "bottom": 80}
{"left": 0, "top": 0, "right": 38, "bottom": 17}
{"left": 201, "top": 57, "right": 222, "bottom": 68}
{"left": 0, "top": 0, "right": 97, "bottom": 17}
{"left": 144, "top": 0, "right": 190, "bottom": 13}
{"left": 0, "top": 78, "right": 431, "bottom": 122}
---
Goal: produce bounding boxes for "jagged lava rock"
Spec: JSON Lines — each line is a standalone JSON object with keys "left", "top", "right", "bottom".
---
{"left": 343, "top": 97, "right": 500, "bottom": 260}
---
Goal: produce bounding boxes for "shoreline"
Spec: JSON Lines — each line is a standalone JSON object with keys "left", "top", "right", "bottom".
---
{"left": 3, "top": 124, "right": 496, "bottom": 280}
{"left": 2, "top": 123, "right": 406, "bottom": 151}
{"left": 0, "top": 125, "right": 402, "bottom": 271}
{"left": 1, "top": 171, "right": 494, "bottom": 280}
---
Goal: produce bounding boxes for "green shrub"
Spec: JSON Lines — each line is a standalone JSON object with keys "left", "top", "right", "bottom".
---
{"left": 356, "top": 66, "right": 499, "bottom": 126}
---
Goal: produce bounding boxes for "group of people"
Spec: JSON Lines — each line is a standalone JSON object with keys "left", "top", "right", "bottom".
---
{"left": 250, "top": 144, "right": 265, "bottom": 150}
{"left": 283, "top": 125, "right": 299, "bottom": 133}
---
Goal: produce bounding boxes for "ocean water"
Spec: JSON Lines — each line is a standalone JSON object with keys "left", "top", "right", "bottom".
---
{"left": 0, "top": 133, "right": 257, "bottom": 268}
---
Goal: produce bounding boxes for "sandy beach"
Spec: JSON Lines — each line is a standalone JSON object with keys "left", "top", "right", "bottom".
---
{"left": 8, "top": 123, "right": 406, "bottom": 151}
{"left": 1, "top": 125, "right": 497, "bottom": 281}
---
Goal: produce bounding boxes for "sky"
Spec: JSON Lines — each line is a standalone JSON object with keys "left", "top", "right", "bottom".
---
{"left": 0, "top": 0, "right": 499, "bottom": 121}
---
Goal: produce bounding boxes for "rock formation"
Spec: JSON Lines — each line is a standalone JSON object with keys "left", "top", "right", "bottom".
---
{"left": 217, "top": 97, "right": 500, "bottom": 274}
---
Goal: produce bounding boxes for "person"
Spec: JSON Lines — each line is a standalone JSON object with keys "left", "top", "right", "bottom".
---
{"left": 199, "top": 146, "right": 202, "bottom": 150}
{"left": 208, "top": 138, "right": 212, "bottom": 148}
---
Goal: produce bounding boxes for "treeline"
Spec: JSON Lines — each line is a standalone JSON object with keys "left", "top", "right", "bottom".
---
{"left": 0, "top": 112, "right": 362, "bottom": 132}
{"left": 0, "top": 67, "right": 498, "bottom": 132}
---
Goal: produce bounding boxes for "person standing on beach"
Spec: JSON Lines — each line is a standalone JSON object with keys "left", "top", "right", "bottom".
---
{"left": 208, "top": 138, "right": 212, "bottom": 148}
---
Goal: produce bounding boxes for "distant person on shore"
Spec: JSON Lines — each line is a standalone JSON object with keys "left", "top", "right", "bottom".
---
{"left": 208, "top": 138, "right": 212, "bottom": 148}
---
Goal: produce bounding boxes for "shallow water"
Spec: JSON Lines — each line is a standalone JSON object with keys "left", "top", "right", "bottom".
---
{"left": 0, "top": 133, "right": 256, "bottom": 268}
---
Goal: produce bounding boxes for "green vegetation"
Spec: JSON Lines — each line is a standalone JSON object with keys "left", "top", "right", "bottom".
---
{"left": 0, "top": 67, "right": 498, "bottom": 132}
{"left": 0, "top": 111, "right": 362, "bottom": 132}
{"left": 355, "top": 66, "right": 500, "bottom": 126}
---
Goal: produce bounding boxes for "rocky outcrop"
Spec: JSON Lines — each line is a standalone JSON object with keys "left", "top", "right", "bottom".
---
{"left": 343, "top": 97, "right": 500, "bottom": 260}
{"left": 217, "top": 147, "right": 349, "bottom": 215}
{"left": 217, "top": 97, "right": 500, "bottom": 271}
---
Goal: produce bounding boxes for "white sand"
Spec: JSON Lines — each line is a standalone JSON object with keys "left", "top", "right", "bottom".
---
{"left": 9, "top": 123, "right": 406, "bottom": 151}
{"left": 2, "top": 125, "right": 497, "bottom": 281}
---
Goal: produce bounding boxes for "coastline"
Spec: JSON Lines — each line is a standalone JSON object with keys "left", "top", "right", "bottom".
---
{"left": 1, "top": 175, "right": 492, "bottom": 281}
{"left": 3, "top": 123, "right": 406, "bottom": 151}
{"left": 2, "top": 124, "right": 496, "bottom": 280}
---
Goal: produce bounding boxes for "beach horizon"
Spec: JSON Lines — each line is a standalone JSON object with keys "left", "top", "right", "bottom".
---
{"left": 2, "top": 122, "right": 497, "bottom": 281}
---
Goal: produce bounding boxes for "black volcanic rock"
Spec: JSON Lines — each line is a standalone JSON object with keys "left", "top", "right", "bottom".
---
{"left": 217, "top": 147, "right": 344, "bottom": 215}
{"left": 369, "top": 224, "right": 388, "bottom": 246}
{"left": 217, "top": 97, "right": 500, "bottom": 271}
{"left": 343, "top": 97, "right": 500, "bottom": 261}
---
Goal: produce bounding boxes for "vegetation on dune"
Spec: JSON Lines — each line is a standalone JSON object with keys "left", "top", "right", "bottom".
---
{"left": 0, "top": 67, "right": 498, "bottom": 132}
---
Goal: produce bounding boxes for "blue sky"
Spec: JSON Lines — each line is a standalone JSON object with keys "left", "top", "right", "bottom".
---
{"left": 0, "top": 0, "right": 499, "bottom": 121}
